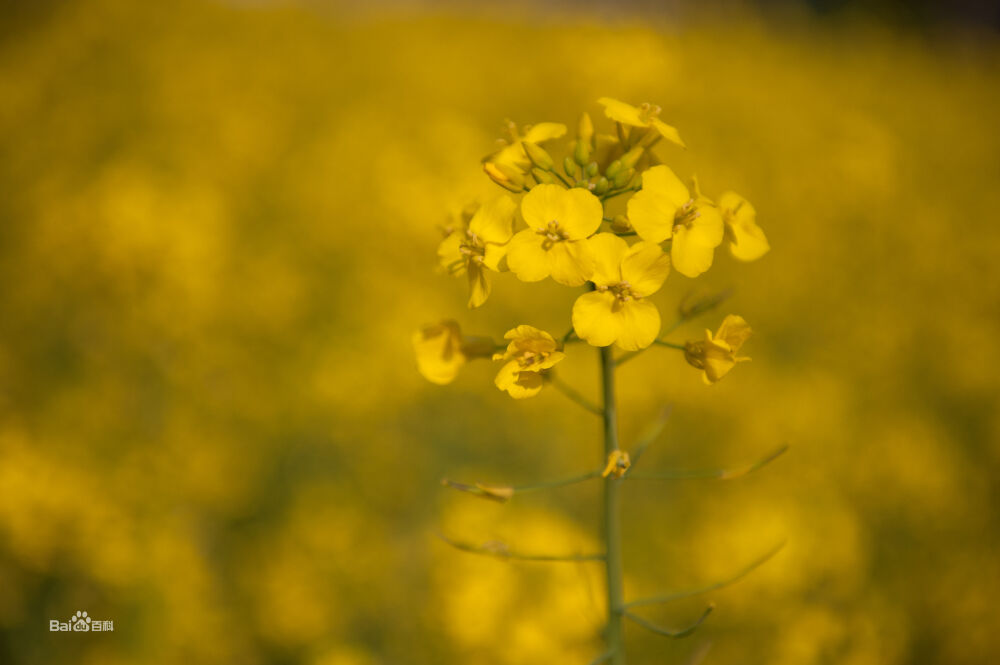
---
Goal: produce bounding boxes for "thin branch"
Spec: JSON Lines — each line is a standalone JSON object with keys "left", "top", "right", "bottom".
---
{"left": 549, "top": 375, "right": 602, "bottom": 416}
{"left": 623, "top": 542, "right": 786, "bottom": 609}
{"left": 441, "top": 469, "right": 602, "bottom": 502}
{"left": 627, "top": 444, "right": 789, "bottom": 481}
{"left": 615, "top": 317, "right": 685, "bottom": 367}
{"left": 653, "top": 340, "right": 686, "bottom": 351}
{"left": 624, "top": 605, "right": 714, "bottom": 639}
{"left": 627, "top": 405, "right": 674, "bottom": 469}
{"left": 436, "top": 533, "right": 605, "bottom": 562}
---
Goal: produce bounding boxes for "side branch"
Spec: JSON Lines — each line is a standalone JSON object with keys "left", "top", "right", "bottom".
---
{"left": 441, "top": 469, "right": 602, "bottom": 503}
{"left": 623, "top": 542, "right": 785, "bottom": 609}
{"left": 436, "top": 533, "right": 605, "bottom": 563}
{"left": 627, "top": 444, "right": 788, "bottom": 481}
{"left": 548, "top": 374, "right": 602, "bottom": 416}
{"left": 627, "top": 405, "right": 674, "bottom": 468}
{"left": 624, "top": 605, "right": 714, "bottom": 639}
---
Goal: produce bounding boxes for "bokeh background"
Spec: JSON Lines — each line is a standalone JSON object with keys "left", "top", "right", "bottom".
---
{"left": 1, "top": 0, "right": 999, "bottom": 663}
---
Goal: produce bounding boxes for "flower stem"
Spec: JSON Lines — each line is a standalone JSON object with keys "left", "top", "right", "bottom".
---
{"left": 599, "top": 345, "right": 626, "bottom": 664}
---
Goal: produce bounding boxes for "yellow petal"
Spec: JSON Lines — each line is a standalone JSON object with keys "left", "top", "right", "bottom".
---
{"left": 413, "top": 321, "right": 465, "bottom": 385}
{"left": 469, "top": 195, "right": 516, "bottom": 244}
{"left": 558, "top": 188, "right": 604, "bottom": 239}
{"left": 649, "top": 117, "right": 686, "bottom": 148}
{"left": 597, "top": 97, "right": 645, "bottom": 126}
{"left": 715, "top": 314, "right": 753, "bottom": 352}
{"left": 522, "top": 122, "right": 567, "bottom": 144}
{"left": 547, "top": 240, "right": 595, "bottom": 286}
{"left": 481, "top": 242, "right": 506, "bottom": 271}
{"left": 436, "top": 233, "right": 464, "bottom": 273}
{"left": 614, "top": 299, "right": 661, "bottom": 351}
{"left": 572, "top": 291, "right": 619, "bottom": 347}
{"left": 627, "top": 165, "right": 689, "bottom": 244}
{"left": 720, "top": 192, "right": 769, "bottom": 261}
{"left": 467, "top": 263, "right": 490, "bottom": 308}
{"left": 495, "top": 361, "right": 544, "bottom": 399}
{"left": 506, "top": 229, "right": 549, "bottom": 282}
{"left": 520, "top": 183, "right": 564, "bottom": 231}
{"left": 671, "top": 206, "right": 724, "bottom": 278}
{"left": 621, "top": 241, "right": 671, "bottom": 297}
{"left": 587, "top": 233, "right": 628, "bottom": 286}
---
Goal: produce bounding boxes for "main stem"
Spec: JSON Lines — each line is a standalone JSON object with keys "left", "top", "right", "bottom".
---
{"left": 600, "top": 345, "right": 626, "bottom": 664}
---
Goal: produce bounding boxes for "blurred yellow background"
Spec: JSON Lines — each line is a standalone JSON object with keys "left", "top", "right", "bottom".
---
{"left": 1, "top": 1, "right": 998, "bottom": 663}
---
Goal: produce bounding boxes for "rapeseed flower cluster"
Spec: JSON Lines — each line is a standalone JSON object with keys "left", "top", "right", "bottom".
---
{"left": 417, "top": 98, "right": 769, "bottom": 396}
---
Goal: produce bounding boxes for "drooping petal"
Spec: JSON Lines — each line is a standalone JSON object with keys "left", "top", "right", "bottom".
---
{"left": 522, "top": 122, "right": 567, "bottom": 144}
{"left": 469, "top": 195, "right": 516, "bottom": 244}
{"left": 613, "top": 299, "right": 661, "bottom": 351}
{"left": 413, "top": 321, "right": 465, "bottom": 385}
{"left": 720, "top": 192, "right": 769, "bottom": 261}
{"left": 547, "top": 240, "right": 595, "bottom": 286}
{"left": 597, "top": 97, "right": 645, "bottom": 126}
{"left": 495, "top": 360, "right": 544, "bottom": 399}
{"left": 572, "top": 291, "right": 620, "bottom": 347}
{"left": 621, "top": 241, "right": 671, "bottom": 297}
{"left": 587, "top": 233, "right": 628, "bottom": 286}
{"left": 467, "top": 263, "right": 490, "bottom": 308}
{"left": 649, "top": 118, "right": 686, "bottom": 148}
{"left": 627, "top": 165, "right": 690, "bottom": 244}
{"left": 506, "top": 229, "right": 550, "bottom": 282}
{"left": 715, "top": 314, "right": 753, "bottom": 352}
{"left": 436, "top": 233, "right": 465, "bottom": 274}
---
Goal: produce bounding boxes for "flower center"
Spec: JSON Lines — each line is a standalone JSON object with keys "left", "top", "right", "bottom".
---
{"left": 638, "top": 102, "right": 662, "bottom": 124}
{"left": 459, "top": 230, "right": 486, "bottom": 263}
{"left": 537, "top": 220, "right": 570, "bottom": 250}
{"left": 674, "top": 199, "right": 700, "bottom": 229}
{"left": 598, "top": 281, "right": 638, "bottom": 312}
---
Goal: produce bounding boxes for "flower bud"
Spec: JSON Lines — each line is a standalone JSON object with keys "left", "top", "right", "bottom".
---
{"left": 605, "top": 159, "right": 622, "bottom": 179}
{"left": 610, "top": 215, "right": 633, "bottom": 234}
{"left": 530, "top": 167, "right": 554, "bottom": 184}
{"left": 612, "top": 167, "right": 635, "bottom": 189}
{"left": 573, "top": 138, "right": 592, "bottom": 166}
{"left": 620, "top": 146, "right": 644, "bottom": 169}
{"left": 584, "top": 161, "right": 599, "bottom": 178}
{"left": 523, "top": 141, "right": 554, "bottom": 170}
{"left": 577, "top": 111, "right": 594, "bottom": 144}
{"left": 594, "top": 177, "right": 610, "bottom": 195}
{"left": 484, "top": 162, "right": 524, "bottom": 190}
{"left": 564, "top": 156, "right": 579, "bottom": 178}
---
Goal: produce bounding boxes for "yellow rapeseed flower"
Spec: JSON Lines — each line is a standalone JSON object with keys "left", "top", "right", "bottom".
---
{"left": 413, "top": 320, "right": 497, "bottom": 385}
{"left": 719, "top": 191, "right": 770, "bottom": 261}
{"left": 683, "top": 314, "right": 753, "bottom": 384}
{"left": 571, "top": 233, "right": 671, "bottom": 351}
{"left": 492, "top": 325, "right": 565, "bottom": 399}
{"left": 438, "top": 196, "right": 517, "bottom": 308}
{"left": 506, "top": 184, "right": 603, "bottom": 286}
{"left": 626, "top": 165, "right": 724, "bottom": 278}
{"left": 596, "top": 97, "right": 685, "bottom": 148}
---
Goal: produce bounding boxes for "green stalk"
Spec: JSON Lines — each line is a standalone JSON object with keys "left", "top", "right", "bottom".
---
{"left": 600, "top": 345, "right": 626, "bottom": 664}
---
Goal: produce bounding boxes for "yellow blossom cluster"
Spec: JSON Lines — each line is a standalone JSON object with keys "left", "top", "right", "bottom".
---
{"left": 417, "top": 98, "right": 769, "bottom": 395}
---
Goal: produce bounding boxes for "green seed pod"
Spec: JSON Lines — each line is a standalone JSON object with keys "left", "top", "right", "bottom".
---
{"left": 523, "top": 141, "right": 554, "bottom": 170}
